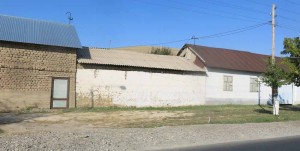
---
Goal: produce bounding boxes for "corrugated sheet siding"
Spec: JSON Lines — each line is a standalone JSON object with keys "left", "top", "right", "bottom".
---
{"left": 0, "top": 15, "right": 81, "bottom": 48}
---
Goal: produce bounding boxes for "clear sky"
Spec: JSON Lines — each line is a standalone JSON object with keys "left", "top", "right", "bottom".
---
{"left": 1, "top": 0, "right": 299, "bottom": 56}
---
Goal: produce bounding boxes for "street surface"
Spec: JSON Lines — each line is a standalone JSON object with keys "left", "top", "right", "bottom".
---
{"left": 161, "top": 135, "right": 300, "bottom": 151}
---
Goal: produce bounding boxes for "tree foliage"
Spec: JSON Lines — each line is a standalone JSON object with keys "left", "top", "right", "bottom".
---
{"left": 281, "top": 37, "right": 300, "bottom": 86}
{"left": 150, "top": 47, "right": 172, "bottom": 55}
{"left": 261, "top": 58, "right": 288, "bottom": 106}
{"left": 261, "top": 58, "right": 288, "bottom": 90}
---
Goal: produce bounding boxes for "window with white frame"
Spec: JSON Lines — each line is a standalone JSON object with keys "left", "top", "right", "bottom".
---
{"left": 250, "top": 78, "right": 258, "bottom": 92}
{"left": 223, "top": 76, "right": 233, "bottom": 91}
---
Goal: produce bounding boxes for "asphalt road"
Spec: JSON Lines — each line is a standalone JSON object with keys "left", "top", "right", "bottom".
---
{"left": 160, "top": 135, "right": 300, "bottom": 151}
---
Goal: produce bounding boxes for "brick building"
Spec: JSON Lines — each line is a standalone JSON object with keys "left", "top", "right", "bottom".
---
{"left": 0, "top": 15, "right": 81, "bottom": 111}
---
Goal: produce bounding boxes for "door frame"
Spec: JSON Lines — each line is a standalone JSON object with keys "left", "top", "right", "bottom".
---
{"left": 50, "top": 77, "right": 70, "bottom": 109}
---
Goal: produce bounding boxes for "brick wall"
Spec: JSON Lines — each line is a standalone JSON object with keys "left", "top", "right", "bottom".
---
{"left": 0, "top": 41, "right": 77, "bottom": 111}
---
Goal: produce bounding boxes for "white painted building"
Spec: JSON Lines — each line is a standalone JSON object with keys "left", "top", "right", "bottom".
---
{"left": 75, "top": 45, "right": 300, "bottom": 107}
{"left": 76, "top": 47, "right": 206, "bottom": 107}
{"left": 178, "top": 44, "right": 300, "bottom": 105}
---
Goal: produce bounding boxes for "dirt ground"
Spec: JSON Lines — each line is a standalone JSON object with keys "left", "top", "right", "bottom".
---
{"left": 1, "top": 110, "right": 300, "bottom": 150}
{"left": 0, "top": 111, "right": 194, "bottom": 135}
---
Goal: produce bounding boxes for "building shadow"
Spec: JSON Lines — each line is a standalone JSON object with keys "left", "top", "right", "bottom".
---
{"left": 254, "top": 105, "right": 300, "bottom": 115}
{"left": 0, "top": 112, "right": 47, "bottom": 125}
{"left": 254, "top": 105, "right": 273, "bottom": 114}
{"left": 279, "top": 105, "right": 300, "bottom": 112}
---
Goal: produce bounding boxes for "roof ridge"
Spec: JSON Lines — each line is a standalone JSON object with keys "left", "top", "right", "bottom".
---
{"left": 112, "top": 46, "right": 178, "bottom": 49}
{"left": 0, "top": 14, "right": 81, "bottom": 48}
{"left": 78, "top": 48, "right": 204, "bottom": 72}
{"left": 187, "top": 44, "right": 279, "bottom": 58}
{"left": 89, "top": 48, "right": 183, "bottom": 58}
{"left": 88, "top": 46, "right": 109, "bottom": 49}
{"left": 184, "top": 44, "right": 284, "bottom": 73}
{"left": 0, "top": 14, "right": 73, "bottom": 27}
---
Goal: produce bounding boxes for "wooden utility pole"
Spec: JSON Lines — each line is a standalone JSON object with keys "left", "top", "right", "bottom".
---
{"left": 191, "top": 36, "right": 199, "bottom": 45}
{"left": 271, "top": 4, "right": 276, "bottom": 63}
{"left": 271, "top": 4, "right": 279, "bottom": 116}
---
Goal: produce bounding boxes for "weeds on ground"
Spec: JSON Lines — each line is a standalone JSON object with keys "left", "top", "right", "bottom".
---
{"left": 0, "top": 129, "right": 4, "bottom": 134}
{"left": 2, "top": 105, "right": 300, "bottom": 128}
{"left": 61, "top": 105, "right": 300, "bottom": 128}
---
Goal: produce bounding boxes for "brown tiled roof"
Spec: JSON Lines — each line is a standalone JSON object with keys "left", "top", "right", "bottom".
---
{"left": 182, "top": 44, "right": 282, "bottom": 73}
{"left": 77, "top": 47, "right": 204, "bottom": 72}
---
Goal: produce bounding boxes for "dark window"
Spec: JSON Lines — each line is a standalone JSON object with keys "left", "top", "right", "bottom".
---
{"left": 250, "top": 78, "right": 258, "bottom": 92}
{"left": 223, "top": 76, "right": 233, "bottom": 91}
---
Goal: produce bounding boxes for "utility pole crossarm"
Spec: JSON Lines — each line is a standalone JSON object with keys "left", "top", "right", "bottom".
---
{"left": 191, "top": 36, "right": 199, "bottom": 45}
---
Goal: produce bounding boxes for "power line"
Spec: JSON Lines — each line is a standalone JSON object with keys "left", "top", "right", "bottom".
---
{"left": 281, "top": 9, "right": 300, "bottom": 15}
{"left": 245, "top": 0, "right": 270, "bottom": 7}
{"left": 113, "top": 22, "right": 269, "bottom": 48}
{"left": 277, "top": 6, "right": 300, "bottom": 15}
{"left": 277, "top": 24, "right": 300, "bottom": 32}
{"left": 278, "top": 23, "right": 300, "bottom": 30}
{"left": 192, "top": 22, "right": 269, "bottom": 39}
{"left": 242, "top": 0, "right": 300, "bottom": 17}
{"left": 169, "top": 0, "right": 266, "bottom": 22}
{"left": 113, "top": 38, "right": 191, "bottom": 48}
{"left": 285, "top": 0, "right": 300, "bottom": 5}
{"left": 191, "top": 36, "right": 199, "bottom": 45}
{"left": 133, "top": 0, "right": 265, "bottom": 23}
{"left": 202, "top": 0, "right": 268, "bottom": 15}
{"left": 277, "top": 15, "right": 300, "bottom": 23}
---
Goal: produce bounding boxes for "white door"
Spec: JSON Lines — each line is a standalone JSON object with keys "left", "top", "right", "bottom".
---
{"left": 51, "top": 77, "right": 69, "bottom": 109}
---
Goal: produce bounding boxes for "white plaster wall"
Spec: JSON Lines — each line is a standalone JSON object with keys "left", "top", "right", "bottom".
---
{"left": 180, "top": 47, "right": 198, "bottom": 63}
{"left": 76, "top": 69, "right": 206, "bottom": 107}
{"left": 294, "top": 86, "right": 300, "bottom": 104}
{"left": 205, "top": 68, "right": 300, "bottom": 105}
{"left": 205, "top": 68, "right": 292, "bottom": 105}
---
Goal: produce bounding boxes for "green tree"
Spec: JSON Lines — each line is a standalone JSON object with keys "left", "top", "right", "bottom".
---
{"left": 261, "top": 58, "right": 288, "bottom": 115}
{"left": 150, "top": 47, "right": 172, "bottom": 55}
{"left": 281, "top": 37, "right": 300, "bottom": 86}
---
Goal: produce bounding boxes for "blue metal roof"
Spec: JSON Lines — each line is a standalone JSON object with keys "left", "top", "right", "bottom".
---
{"left": 0, "top": 14, "right": 81, "bottom": 48}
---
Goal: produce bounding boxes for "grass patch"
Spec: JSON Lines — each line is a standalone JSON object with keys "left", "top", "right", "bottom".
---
{"left": 62, "top": 105, "right": 231, "bottom": 113}
{"left": 5, "top": 105, "right": 300, "bottom": 128}
{"left": 60, "top": 105, "right": 300, "bottom": 128}
{"left": 0, "top": 128, "right": 4, "bottom": 134}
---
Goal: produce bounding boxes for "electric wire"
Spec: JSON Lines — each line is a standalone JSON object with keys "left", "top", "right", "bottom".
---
{"left": 116, "top": 1, "right": 298, "bottom": 48}
{"left": 277, "top": 15, "right": 300, "bottom": 23}
{"left": 113, "top": 22, "right": 269, "bottom": 48}
{"left": 286, "top": 0, "right": 300, "bottom": 5}
{"left": 202, "top": 0, "right": 268, "bottom": 15}
{"left": 169, "top": 0, "right": 267, "bottom": 22}
{"left": 277, "top": 24, "right": 300, "bottom": 32}
{"left": 244, "top": 0, "right": 270, "bottom": 7}
{"left": 133, "top": 0, "right": 265, "bottom": 23}
{"left": 194, "top": 22, "right": 269, "bottom": 39}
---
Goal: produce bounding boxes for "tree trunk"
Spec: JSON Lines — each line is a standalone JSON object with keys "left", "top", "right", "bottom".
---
{"left": 272, "top": 87, "right": 279, "bottom": 115}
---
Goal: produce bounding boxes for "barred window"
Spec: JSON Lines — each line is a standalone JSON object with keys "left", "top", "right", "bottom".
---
{"left": 223, "top": 76, "right": 233, "bottom": 91}
{"left": 250, "top": 78, "right": 258, "bottom": 92}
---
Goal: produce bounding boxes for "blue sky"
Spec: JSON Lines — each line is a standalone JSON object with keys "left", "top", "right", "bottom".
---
{"left": 1, "top": 0, "right": 299, "bottom": 55}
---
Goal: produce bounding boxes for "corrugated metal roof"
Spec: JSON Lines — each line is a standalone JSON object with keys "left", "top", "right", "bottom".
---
{"left": 77, "top": 47, "right": 204, "bottom": 72}
{"left": 0, "top": 14, "right": 81, "bottom": 48}
{"left": 181, "top": 44, "right": 282, "bottom": 73}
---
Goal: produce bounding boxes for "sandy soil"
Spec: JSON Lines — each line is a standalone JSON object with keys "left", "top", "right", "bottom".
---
{"left": 0, "top": 111, "right": 194, "bottom": 134}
